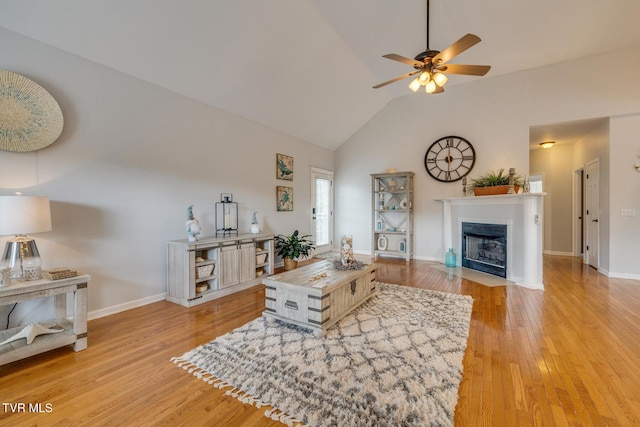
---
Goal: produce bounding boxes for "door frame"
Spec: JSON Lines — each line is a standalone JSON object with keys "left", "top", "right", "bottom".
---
{"left": 310, "top": 167, "right": 334, "bottom": 254}
{"left": 584, "top": 159, "right": 599, "bottom": 268}
{"left": 572, "top": 168, "right": 584, "bottom": 257}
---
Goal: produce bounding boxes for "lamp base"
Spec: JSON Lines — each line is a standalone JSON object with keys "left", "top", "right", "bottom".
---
{"left": 2, "top": 236, "right": 42, "bottom": 279}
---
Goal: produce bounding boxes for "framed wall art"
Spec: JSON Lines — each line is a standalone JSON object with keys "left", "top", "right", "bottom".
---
{"left": 276, "top": 186, "right": 293, "bottom": 211}
{"left": 276, "top": 153, "right": 293, "bottom": 180}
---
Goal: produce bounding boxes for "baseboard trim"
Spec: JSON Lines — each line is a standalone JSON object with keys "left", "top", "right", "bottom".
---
{"left": 88, "top": 293, "right": 167, "bottom": 321}
{"left": 413, "top": 255, "right": 440, "bottom": 262}
{"left": 543, "top": 250, "right": 574, "bottom": 256}
{"left": 353, "top": 249, "right": 440, "bottom": 262}
{"left": 605, "top": 271, "right": 640, "bottom": 281}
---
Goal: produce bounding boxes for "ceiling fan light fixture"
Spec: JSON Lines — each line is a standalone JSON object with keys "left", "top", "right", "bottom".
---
{"left": 433, "top": 72, "right": 448, "bottom": 86}
{"left": 409, "top": 78, "right": 422, "bottom": 92}
{"left": 372, "top": 0, "right": 490, "bottom": 93}
{"left": 540, "top": 141, "right": 555, "bottom": 149}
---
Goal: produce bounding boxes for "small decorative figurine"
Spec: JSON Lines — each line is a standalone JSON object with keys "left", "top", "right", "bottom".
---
{"left": 250, "top": 211, "right": 260, "bottom": 234}
{"left": 0, "top": 323, "right": 64, "bottom": 346}
{"left": 507, "top": 168, "right": 516, "bottom": 194}
{"left": 185, "top": 205, "right": 201, "bottom": 242}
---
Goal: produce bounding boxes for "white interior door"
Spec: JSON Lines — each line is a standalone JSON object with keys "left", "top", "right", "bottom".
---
{"left": 573, "top": 168, "right": 585, "bottom": 256}
{"left": 310, "top": 168, "right": 334, "bottom": 254}
{"left": 584, "top": 160, "right": 599, "bottom": 268}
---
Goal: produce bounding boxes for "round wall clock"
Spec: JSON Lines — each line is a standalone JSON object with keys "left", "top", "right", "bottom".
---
{"left": 424, "top": 135, "right": 476, "bottom": 182}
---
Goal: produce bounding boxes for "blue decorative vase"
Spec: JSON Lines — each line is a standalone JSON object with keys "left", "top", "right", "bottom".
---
{"left": 445, "top": 248, "right": 457, "bottom": 267}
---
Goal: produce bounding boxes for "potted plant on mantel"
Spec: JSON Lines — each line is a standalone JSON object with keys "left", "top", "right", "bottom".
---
{"left": 274, "top": 230, "right": 315, "bottom": 270}
{"left": 468, "top": 168, "right": 523, "bottom": 196}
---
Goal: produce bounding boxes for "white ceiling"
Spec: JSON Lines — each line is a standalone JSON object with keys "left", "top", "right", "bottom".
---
{"left": 530, "top": 117, "right": 608, "bottom": 150}
{"left": 2, "top": 0, "right": 640, "bottom": 150}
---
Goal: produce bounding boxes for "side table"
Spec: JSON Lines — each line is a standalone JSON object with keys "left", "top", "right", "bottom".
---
{"left": 0, "top": 274, "right": 90, "bottom": 366}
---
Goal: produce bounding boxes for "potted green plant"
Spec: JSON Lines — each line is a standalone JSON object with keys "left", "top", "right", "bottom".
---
{"left": 274, "top": 230, "right": 315, "bottom": 270}
{"left": 468, "top": 168, "right": 523, "bottom": 196}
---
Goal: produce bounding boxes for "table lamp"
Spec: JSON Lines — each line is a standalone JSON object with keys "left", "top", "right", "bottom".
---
{"left": 0, "top": 194, "right": 52, "bottom": 279}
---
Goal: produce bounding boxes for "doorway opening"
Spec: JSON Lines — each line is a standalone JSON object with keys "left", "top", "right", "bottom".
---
{"left": 310, "top": 168, "right": 334, "bottom": 254}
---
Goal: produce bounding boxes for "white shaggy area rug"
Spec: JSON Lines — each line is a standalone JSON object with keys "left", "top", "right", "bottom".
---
{"left": 172, "top": 283, "right": 473, "bottom": 426}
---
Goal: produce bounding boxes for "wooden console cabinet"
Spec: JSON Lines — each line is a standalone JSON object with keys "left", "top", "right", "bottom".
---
{"left": 0, "top": 274, "right": 90, "bottom": 366}
{"left": 166, "top": 233, "right": 274, "bottom": 307}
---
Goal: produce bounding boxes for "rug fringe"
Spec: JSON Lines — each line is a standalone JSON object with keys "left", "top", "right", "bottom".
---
{"left": 265, "top": 409, "right": 303, "bottom": 426}
{"left": 172, "top": 356, "right": 305, "bottom": 426}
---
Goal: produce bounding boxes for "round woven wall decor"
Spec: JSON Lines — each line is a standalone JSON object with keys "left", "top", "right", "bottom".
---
{"left": 0, "top": 69, "right": 64, "bottom": 152}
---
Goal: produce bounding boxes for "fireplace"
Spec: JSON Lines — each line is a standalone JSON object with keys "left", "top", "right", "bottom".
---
{"left": 462, "top": 222, "right": 507, "bottom": 278}
{"left": 438, "top": 194, "right": 544, "bottom": 289}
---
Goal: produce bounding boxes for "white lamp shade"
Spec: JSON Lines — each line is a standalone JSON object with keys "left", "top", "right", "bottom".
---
{"left": 425, "top": 80, "right": 437, "bottom": 93}
{"left": 433, "top": 73, "right": 448, "bottom": 86}
{"left": 408, "top": 78, "right": 421, "bottom": 92}
{"left": 0, "top": 195, "right": 52, "bottom": 236}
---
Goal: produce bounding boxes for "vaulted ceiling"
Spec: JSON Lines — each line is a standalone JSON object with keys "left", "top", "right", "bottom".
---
{"left": 2, "top": 0, "right": 640, "bottom": 150}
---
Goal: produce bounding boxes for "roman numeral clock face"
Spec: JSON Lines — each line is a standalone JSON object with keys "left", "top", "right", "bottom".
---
{"left": 424, "top": 136, "right": 476, "bottom": 182}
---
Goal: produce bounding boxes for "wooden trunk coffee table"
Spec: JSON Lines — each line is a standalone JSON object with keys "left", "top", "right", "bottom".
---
{"left": 262, "top": 260, "right": 377, "bottom": 337}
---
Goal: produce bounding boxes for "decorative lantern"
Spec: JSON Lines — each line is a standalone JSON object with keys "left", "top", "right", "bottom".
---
{"left": 215, "top": 193, "right": 238, "bottom": 237}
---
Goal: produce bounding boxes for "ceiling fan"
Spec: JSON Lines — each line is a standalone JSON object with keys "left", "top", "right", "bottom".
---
{"left": 373, "top": 0, "right": 491, "bottom": 94}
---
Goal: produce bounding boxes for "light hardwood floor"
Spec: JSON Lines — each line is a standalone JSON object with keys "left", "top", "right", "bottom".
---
{"left": 1, "top": 255, "right": 639, "bottom": 426}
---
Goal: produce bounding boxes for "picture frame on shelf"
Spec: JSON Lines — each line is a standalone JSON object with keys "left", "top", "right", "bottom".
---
{"left": 276, "top": 153, "right": 294, "bottom": 181}
{"left": 277, "top": 186, "right": 293, "bottom": 211}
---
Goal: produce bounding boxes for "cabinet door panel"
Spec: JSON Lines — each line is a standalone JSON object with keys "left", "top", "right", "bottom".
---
{"left": 239, "top": 243, "right": 256, "bottom": 282}
{"left": 220, "top": 244, "right": 239, "bottom": 288}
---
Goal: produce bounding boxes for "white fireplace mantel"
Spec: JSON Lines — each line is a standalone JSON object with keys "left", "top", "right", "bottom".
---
{"left": 436, "top": 193, "right": 546, "bottom": 290}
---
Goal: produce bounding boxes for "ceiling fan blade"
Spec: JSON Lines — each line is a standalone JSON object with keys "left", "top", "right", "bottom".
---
{"left": 382, "top": 53, "right": 424, "bottom": 68}
{"left": 373, "top": 71, "right": 419, "bottom": 89}
{"left": 439, "top": 64, "right": 491, "bottom": 76}
{"left": 432, "top": 33, "right": 481, "bottom": 65}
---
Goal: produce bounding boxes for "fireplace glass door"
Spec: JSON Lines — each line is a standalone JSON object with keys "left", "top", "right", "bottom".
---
{"left": 462, "top": 222, "right": 507, "bottom": 278}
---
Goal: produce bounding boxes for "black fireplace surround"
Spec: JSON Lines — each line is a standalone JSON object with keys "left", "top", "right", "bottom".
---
{"left": 462, "top": 222, "right": 507, "bottom": 278}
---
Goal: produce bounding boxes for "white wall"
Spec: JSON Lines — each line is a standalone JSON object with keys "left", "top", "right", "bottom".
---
{"left": 336, "top": 45, "right": 640, "bottom": 279}
{"left": 609, "top": 114, "right": 640, "bottom": 278}
{"left": 0, "top": 28, "right": 334, "bottom": 325}
{"left": 530, "top": 143, "right": 575, "bottom": 255}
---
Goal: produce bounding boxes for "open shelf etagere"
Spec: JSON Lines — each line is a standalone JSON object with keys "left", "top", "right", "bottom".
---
{"left": 371, "top": 171, "right": 414, "bottom": 261}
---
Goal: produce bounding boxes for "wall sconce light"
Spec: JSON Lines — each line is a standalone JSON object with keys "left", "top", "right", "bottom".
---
{"left": 540, "top": 141, "right": 555, "bottom": 149}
